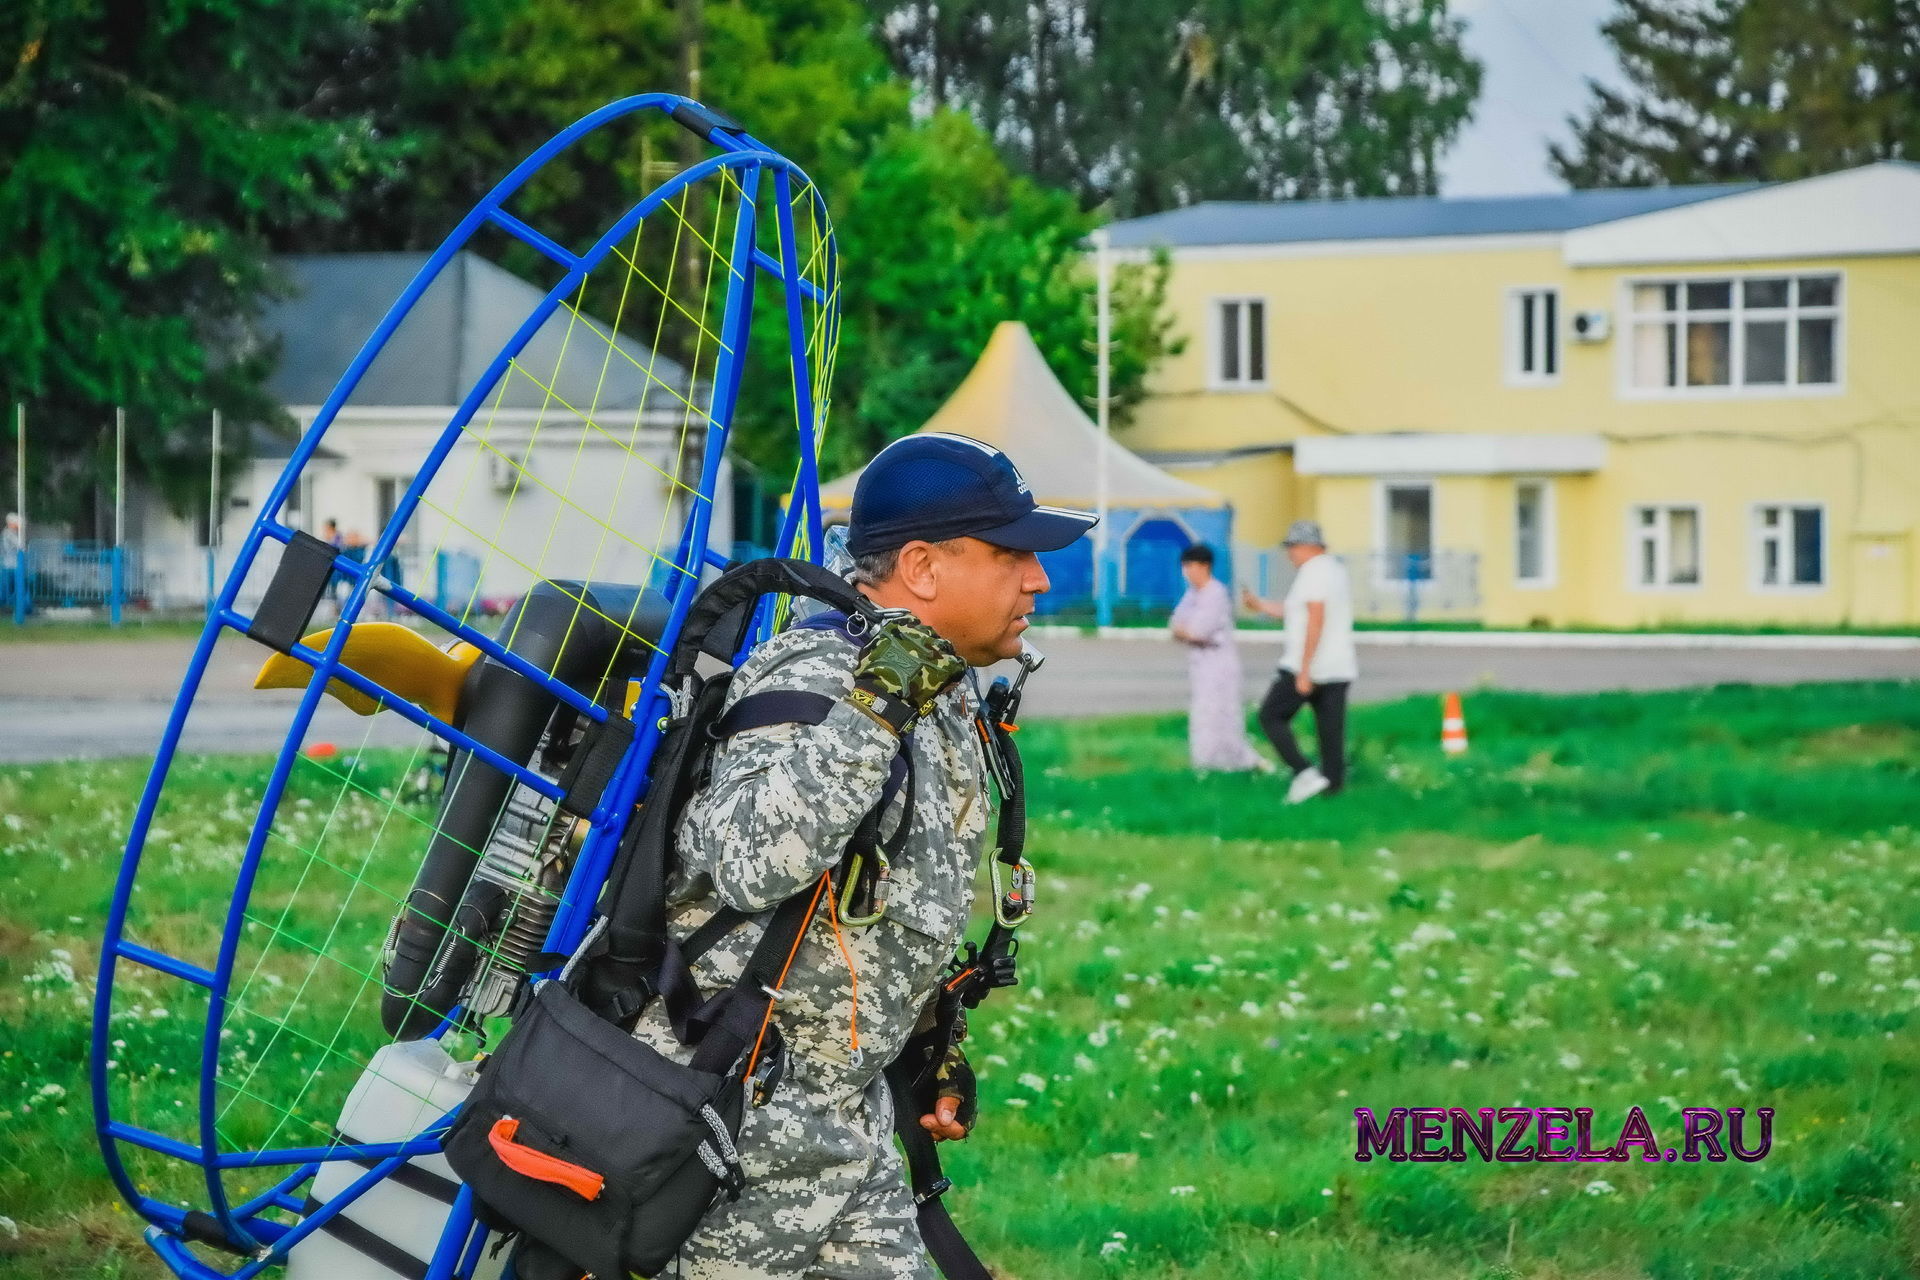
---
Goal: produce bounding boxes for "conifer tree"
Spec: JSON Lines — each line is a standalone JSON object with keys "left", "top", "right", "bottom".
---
{"left": 868, "top": 0, "right": 1484, "bottom": 215}
{"left": 1553, "top": 0, "right": 1920, "bottom": 187}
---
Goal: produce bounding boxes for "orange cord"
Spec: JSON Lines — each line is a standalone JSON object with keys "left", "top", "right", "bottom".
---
{"left": 822, "top": 871, "right": 862, "bottom": 1054}
{"left": 745, "top": 873, "right": 829, "bottom": 1076}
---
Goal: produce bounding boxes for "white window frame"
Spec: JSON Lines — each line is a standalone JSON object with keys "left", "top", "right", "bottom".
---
{"left": 1751, "top": 501, "right": 1828, "bottom": 592}
{"left": 1629, "top": 503, "right": 1704, "bottom": 591}
{"left": 1210, "top": 296, "right": 1269, "bottom": 391}
{"left": 1513, "top": 478, "right": 1556, "bottom": 588}
{"left": 1617, "top": 269, "right": 1844, "bottom": 401}
{"left": 374, "top": 474, "right": 423, "bottom": 565}
{"left": 1505, "top": 286, "right": 1561, "bottom": 387}
{"left": 1373, "top": 478, "right": 1436, "bottom": 586}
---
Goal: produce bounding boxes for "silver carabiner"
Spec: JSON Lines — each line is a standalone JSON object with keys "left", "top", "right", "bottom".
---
{"left": 990, "top": 854, "right": 1036, "bottom": 928}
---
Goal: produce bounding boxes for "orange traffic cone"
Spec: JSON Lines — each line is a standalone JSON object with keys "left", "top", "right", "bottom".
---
{"left": 1440, "top": 692, "right": 1469, "bottom": 755}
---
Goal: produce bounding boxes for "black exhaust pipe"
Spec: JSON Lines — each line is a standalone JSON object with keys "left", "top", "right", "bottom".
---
{"left": 380, "top": 580, "right": 667, "bottom": 1039}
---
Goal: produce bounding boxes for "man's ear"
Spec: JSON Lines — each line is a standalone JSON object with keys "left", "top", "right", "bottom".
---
{"left": 892, "top": 541, "right": 940, "bottom": 602}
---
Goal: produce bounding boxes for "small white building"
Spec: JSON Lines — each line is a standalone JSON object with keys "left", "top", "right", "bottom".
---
{"left": 138, "top": 252, "right": 730, "bottom": 613}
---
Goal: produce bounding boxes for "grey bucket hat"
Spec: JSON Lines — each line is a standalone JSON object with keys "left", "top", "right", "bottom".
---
{"left": 1282, "top": 519, "right": 1327, "bottom": 547}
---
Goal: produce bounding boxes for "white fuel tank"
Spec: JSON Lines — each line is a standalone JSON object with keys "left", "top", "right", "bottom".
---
{"left": 284, "top": 1039, "right": 505, "bottom": 1279}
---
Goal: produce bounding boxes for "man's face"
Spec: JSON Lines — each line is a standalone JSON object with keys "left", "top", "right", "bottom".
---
{"left": 917, "top": 537, "right": 1051, "bottom": 666}
{"left": 1286, "top": 543, "right": 1323, "bottom": 568}
{"left": 1180, "top": 559, "right": 1211, "bottom": 589}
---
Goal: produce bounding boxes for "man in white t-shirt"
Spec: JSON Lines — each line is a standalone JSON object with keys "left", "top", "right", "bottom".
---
{"left": 1240, "top": 520, "right": 1357, "bottom": 803}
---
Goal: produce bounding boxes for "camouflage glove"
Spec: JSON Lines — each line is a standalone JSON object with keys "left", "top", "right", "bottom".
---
{"left": 845, "top": 611, "right": 966, "bottom": 736}
{"left": 931, "top": 1040, "right": 979, "bottom": 1136}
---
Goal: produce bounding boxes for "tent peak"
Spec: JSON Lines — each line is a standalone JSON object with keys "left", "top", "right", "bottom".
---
{"left": 822, "top": 322, "right": 1224, "bottom": 510}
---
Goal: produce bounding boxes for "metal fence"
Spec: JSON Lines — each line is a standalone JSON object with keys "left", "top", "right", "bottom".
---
{"left": 4, "top": 540, "right": 491, "bottom": 625}
{"left": 4, "top": 541, "right": 165, "bottom": 623}
{"left": 1240, "top": 548, "right": 1481, "bottom": 624}
{"left": 5, "top": 537, "right": 1482, "bottom": 628}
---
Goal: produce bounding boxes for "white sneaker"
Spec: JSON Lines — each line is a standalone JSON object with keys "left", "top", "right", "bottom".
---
{"left": 1285, "top": 766, "right": 1330, "bottom": 804}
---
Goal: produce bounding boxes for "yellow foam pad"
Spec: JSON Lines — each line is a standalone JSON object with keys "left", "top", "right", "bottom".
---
{"left": 253, "top": 623, "right": 483, "bottom": 723}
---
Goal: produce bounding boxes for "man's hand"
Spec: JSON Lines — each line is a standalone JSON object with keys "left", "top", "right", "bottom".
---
{"left": 847, "top": 612, "right": 967, "bottom": 734}
{"left": 1295, "top": 670, "right": 1315, "bottom": 696}
{"left": 919, "top": 1096, "right": 969, "bottom": 1143}
{"left": 1238, "top": 585, "right": 1262, "bottom": 613}
{"left": 917, "top": 1040, "right": 977, "bottom": 1142}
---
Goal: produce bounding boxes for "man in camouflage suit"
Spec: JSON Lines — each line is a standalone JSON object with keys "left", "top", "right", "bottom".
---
{"left": 630, "top": 433, "right": 1095, "bottom": 1279}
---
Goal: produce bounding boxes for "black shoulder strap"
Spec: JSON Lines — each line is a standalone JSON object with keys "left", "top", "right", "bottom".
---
{"left": 666, "top": 558, "right": 874, "bottom": 687}
{"left": 578, "top": 560, "right": 903, "bottom": 1033}
{"left": 885, "top": 1063, "right": 994, "bottom": 1280}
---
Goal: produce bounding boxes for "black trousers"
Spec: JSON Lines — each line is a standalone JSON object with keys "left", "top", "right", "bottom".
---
{"left": 1257, "top": 670, "right": 1350, "bottom": 792}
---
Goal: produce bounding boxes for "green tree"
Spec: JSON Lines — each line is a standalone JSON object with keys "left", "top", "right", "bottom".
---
{"left": 293, "top": 0, "right": 1182, "bottom": 477}
{"left": 0, "top": 1, "right": 398, "bottom": 528}
{"left": 822, "top": 110, "right": 1181, "bottom": 474}
{"left": 867, "top": 0, "right": 1483, "bottom": 216}
{"left": 1553, "top": 0, "right": 1920, "bottom": 187}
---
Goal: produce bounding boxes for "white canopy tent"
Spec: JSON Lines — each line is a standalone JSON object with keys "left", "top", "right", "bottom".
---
{"left": 822, "top": 322, "right": 1230, "bottom": 612}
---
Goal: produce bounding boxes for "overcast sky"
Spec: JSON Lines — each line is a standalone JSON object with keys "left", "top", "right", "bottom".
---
{"left": 1440, "top": 0, "right": 1625, "bottom": 196}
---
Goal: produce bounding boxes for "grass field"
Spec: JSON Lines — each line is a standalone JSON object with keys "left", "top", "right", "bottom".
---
{"left": 3, "top": 682, "right": 1918, "bottom": 1278}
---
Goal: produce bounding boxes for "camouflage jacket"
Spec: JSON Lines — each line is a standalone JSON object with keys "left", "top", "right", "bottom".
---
{"left": 639, "top": 622, "right": 992, "bottom": 1098}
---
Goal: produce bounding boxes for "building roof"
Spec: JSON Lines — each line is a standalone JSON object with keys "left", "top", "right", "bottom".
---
{"left": 264, "top": 252, "right": 693, "bottom": 412}
{"left": 1104, "top": 183, "right": 1761, "bottom": 250}
{"left": 822, "top": 322, "right": 1226, "bottom": 511}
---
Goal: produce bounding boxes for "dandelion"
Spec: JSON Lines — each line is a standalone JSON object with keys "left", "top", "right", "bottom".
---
{"left": 1239, "top": 1001, "right": 1262, "bottom": 1016}
{"left": 1817, "top": 972, "right": 1838, "bottom": 985}
{"left": 1583, "top": 1179, "right": 1617, "bottom": 1196}
{"left": 1113, "top": 993, "right": 1133, "bottom": 1009}
{"left": 1559, "top": 1051, "right": 1583, "bottom": 1071}
{"left": 1320, "top": 1187, "right": 1333, "bottom": 1197}
{"left": 1169, "top": 1185, "right": 1197, "bottom": 1196}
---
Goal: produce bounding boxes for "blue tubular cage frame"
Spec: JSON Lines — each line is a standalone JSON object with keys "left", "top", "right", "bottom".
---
{"left": 89, "top": 95, "right": 837, "bottom": 1280}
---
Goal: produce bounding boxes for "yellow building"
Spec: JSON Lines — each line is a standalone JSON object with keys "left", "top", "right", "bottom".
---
{"left": 1106, "top": 163, "right": 1920, "bottom": 627}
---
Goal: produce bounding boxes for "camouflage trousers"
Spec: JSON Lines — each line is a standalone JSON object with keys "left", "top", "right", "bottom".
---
{"left": 670, "top": 1058, "right": 937, "bottom": 1280}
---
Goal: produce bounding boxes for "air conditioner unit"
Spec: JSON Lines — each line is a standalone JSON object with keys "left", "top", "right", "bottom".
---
{"left": 1570, "top": 309, "right": 1612, "bottom": 343}
{"left": 486, "top": 451, "right": 526, "bottom": 494}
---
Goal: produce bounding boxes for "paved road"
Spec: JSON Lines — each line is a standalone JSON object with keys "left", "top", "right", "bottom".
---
{"left": 1009, "top": 632, "right": 1920, "bottom": 718}
{"left": 3, "top": 632, "right": 1918, "bottom": 763}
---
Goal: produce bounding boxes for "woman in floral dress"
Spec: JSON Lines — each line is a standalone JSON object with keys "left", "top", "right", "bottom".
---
{"left": 1169, "top": 544, "right": 1271, "bottom": 773}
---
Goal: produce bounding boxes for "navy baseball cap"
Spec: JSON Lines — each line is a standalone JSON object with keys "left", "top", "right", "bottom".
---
{"left": 847, "top": 432, "right": 1098, "bottom": 557}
